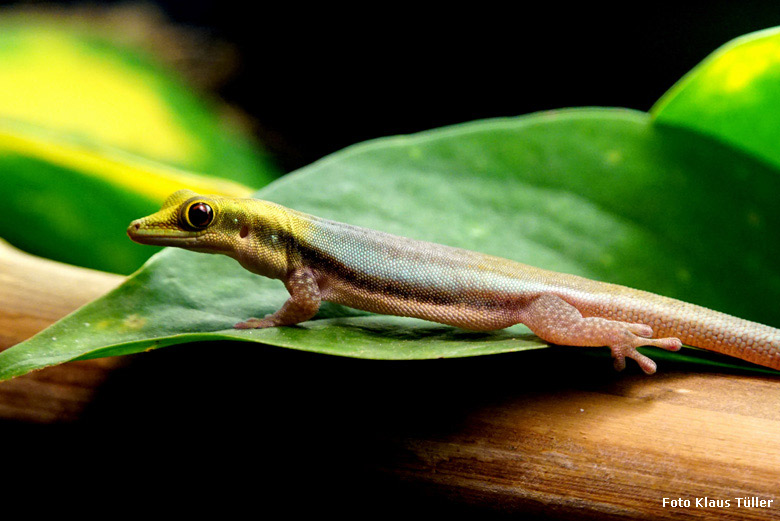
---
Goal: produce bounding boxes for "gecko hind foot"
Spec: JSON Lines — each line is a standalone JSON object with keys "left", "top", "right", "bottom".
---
{"left": 623, "top": 322, "right": 654, "bottom": 338}
{"left": 515, "top": 294, "right": 683, "bottom": 375}
{"left": 611, "top": 335, "right": 683, "bottom": 374}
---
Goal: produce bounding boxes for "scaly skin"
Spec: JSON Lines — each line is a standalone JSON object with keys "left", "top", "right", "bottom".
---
{"left": 127, "top": 190, "right": 780, "bottom": 374}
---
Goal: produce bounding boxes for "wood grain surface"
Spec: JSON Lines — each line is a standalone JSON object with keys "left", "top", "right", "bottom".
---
{"left": 1, "top": 239, "right": 779, "bottom": 519}
{"left": 0, "top": 240, "right": 124, "bottom": 422}
{"left": 371, "top": 364, "right": 780, "bottom": 520}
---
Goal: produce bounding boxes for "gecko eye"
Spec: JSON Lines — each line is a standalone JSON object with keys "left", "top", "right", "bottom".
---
{"left": 183, "top": 202, "right": 214, "bottom": 230}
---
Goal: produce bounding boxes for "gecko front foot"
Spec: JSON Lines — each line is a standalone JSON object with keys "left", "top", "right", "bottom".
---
{"left": 234, "top": 268, "right": 322, "bottom": 330}
{"left": 234, "top": 317, "right": 277, "bottom": 329}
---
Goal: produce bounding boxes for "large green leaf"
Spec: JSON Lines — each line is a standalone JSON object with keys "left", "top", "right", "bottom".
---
{"left": 0, "top": 22, "right": 280, "bottom": 274}
{"left": 652, "top": 27, "right": 780, "bottom": 170}
{"left": 2, "top": 108, "right": 780, "bottom": 380}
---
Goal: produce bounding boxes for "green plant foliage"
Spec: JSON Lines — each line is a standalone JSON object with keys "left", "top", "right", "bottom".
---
{"left": 3, "top": 108, "right": 779, "bottom": 380}
{"left": 0, "top": 23, "right": 280, "bottom": 274}
{"left": 652, "top": 27, "right": 780, "bottom": 170}
{"left": 0, "top": 21, "right": 277, "bottom": 183}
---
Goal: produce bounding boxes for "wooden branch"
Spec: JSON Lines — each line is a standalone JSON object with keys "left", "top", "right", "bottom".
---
{"left": 1, "top": 239, "right": 779, "bottom": 519}
{"left": 371, "top": 361, "right": 780, "bottom": 519}
{"left": 0, "top": 239, "right": 124, "bottom": 422}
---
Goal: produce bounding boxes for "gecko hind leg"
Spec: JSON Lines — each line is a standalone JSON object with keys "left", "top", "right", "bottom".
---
{"left": 518, "top": 293, "right": 682, "bottom": 374}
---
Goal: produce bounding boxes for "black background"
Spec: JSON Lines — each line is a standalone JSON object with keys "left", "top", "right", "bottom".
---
{"left": 160, "top": 2, "right": 780, "bottom": 170}
{"left": 4, "top": 1, "right": 780, "bottom": 516}
{"left": 155, "top": 2, "right": 780, "bottom": 170}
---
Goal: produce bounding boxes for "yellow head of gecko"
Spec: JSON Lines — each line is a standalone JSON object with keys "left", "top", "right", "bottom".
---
{"left": 128, "top": 190, "right": 296, "bottom": 279}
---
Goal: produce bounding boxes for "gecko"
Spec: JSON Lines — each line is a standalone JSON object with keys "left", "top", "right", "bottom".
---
{"left": 127, "top": 189, "right": 780, "bottom": 374}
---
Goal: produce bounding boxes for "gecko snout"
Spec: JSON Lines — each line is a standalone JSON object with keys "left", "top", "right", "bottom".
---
{"left": 127, "top": 219, "right": 145, "bottom": 240}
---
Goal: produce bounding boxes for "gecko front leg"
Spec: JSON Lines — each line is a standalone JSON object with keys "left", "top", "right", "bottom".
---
{"left": 519, "top": 293, "right": 682, "bottom": 374}
{"left": 235, "top": 267, "right": 321, "bottom": 329}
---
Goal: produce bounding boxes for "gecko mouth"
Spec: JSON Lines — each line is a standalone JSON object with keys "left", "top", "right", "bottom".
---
{"left": 126, "top": 221, "right": 202, "bottom": 246}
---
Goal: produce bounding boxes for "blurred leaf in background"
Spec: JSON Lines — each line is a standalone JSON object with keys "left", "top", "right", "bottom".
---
{"left": 0, "top": 14, "right": 281, "bottom": 273}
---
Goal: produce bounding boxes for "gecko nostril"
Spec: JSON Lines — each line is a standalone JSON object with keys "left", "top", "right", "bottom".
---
{"left": 239, "top": 225, "right": 249, "bottom": 238}
{"left": 134, "top": 223, "right": 140, "bottom": 230}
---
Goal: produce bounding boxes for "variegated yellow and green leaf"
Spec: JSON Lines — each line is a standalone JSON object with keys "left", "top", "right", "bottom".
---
{"left": 0, "top": 22, "right": 280, "bottom": 273}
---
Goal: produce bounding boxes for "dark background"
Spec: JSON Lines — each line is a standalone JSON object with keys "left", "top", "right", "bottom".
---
{"left": 162, "top": 2, "right": 780, "bottom": 171}
{"left": 5, "top": 0, "right": 777, "bottom": 170}
{"left": 142, "top": 2, "right": 780, "bottom": 170}
{"left": 4, "top": 1, "right": 780, "bottom": 169}
{"left": 4, "top": 1, "right": 780, "bottom": 515}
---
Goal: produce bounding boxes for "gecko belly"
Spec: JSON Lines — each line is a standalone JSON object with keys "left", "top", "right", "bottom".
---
{"left": 315, "top": 271, "right": 528, "bottom": 331}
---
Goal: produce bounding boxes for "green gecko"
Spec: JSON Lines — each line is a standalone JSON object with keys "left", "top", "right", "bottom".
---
{"left": 128, "top": 189, "right": 780, "bottom": 374}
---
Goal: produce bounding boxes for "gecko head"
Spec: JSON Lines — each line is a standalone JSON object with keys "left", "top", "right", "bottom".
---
{"left": 127, "top": 190, "right": 233, "bottom": 252}
{"left": 129, "top": 189, "right": 295, "bottom": 281}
